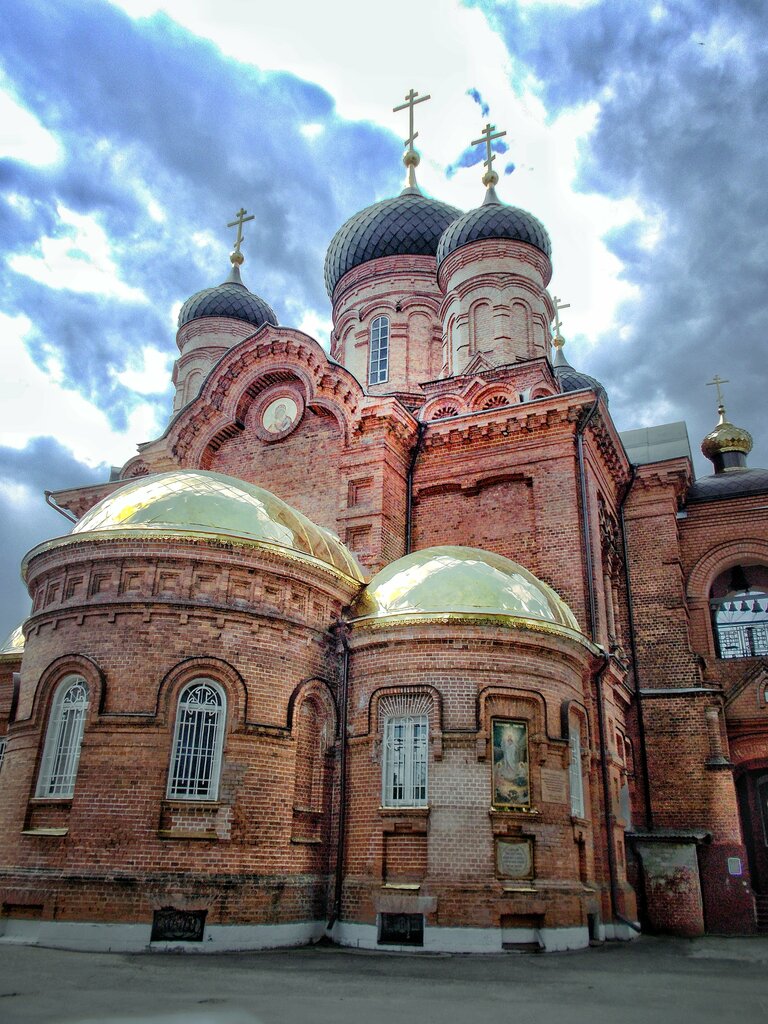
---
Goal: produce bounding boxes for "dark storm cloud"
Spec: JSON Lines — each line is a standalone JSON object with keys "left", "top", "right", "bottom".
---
{"left": 1, "top": 0, "right": 400, "bottom": 411}
{"left": 467, "top": 87, "right": 490, "bottom": 117}
{"left": 446, "top": 137, "right": 509, "bottom": 178}
{"left": 0, "top": 439, "right": 106, "bottom": 638}
{"left": 473, "top": 0, "right": 768, "bottom": 473}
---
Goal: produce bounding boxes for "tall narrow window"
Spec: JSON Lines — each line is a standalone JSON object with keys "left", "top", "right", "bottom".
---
{"left": 36, "top": 676, "right": 89, "bottom": 798}
{"left": 168, "top": 680, "right": 226, "bottom": 799}
{"left": 0, "top": 735, "right": 7, "bottom": 773}
{"left": 569, "top": 725, "right": 585, "bottom": 818}
{"left": 369, "top": 316, "right": 389, "bottom": 385}
{"left": 382, "top": 715, "right": 428, "bottom": 807}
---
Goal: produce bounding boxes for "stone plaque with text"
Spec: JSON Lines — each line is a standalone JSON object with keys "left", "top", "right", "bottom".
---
{"left": 496, "top": 838, "right": 534, "bottom": 879}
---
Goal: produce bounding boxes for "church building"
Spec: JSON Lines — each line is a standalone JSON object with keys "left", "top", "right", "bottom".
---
{"left": 0, "top": 100, "right": 766, "bottom": 953}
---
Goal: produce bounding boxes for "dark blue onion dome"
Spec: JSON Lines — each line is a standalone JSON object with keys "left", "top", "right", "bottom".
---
{"left": 436, "top": 183, "right": 551, "bottom": 268}
{"left": 324, "top": 184, "right": 461, "bottom": 298}
{"left": 178, "top": 259, "right": 278, "bottom": 331}
{"left": 552, "top": 335, "right": 608, "bottom": 404}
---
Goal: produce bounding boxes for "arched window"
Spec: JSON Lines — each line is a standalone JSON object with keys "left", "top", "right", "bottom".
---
{"left": 167, "top": 680, "right": 226, "bottom": 799}
{"left": 710, "top": 564, "right": 768, "bottom": 659}
{"left": 369, "top": 316, "right": 389, "bottom": 385}
{"left": 36, "top": 676, "right": 89, "bottom": 798}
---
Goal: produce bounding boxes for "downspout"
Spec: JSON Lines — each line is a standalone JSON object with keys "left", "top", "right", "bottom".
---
{"left": 405, "top": 422, "right": 426, "bottom": 555}
{"left": 577, "top": 400, "right": 640, "bottom": 933}
{"left": 328, "top": 623, "right": 350, "bottom": 932}
{"left": 618, "top": 465, "right": 654, "bottom": 831}
{"left": 45, "top": 491, "right": 77, "bottom": 524}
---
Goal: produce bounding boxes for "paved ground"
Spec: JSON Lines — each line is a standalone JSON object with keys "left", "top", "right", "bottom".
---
{"left": 0, "top": 936, "right": 766, "bottom": 1024}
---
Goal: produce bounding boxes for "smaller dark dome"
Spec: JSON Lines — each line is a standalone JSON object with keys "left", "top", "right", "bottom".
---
{"left": 324, "top": 189, "right": 461, "bottom": 297}
{"left": 686, "top": 467, "right": 768, "bottom": 504}
{"left": 554, "top": 364, "right": 608, "bottom": 405}
{"left": 437, "top": 194, "right": 551, "bottom": 267}
{"left": 178, "top": 269, "right": 278, "bottom": 331}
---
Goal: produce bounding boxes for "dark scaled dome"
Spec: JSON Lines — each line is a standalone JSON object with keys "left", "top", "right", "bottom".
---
{"left": 436, "top": 192, "right": 551, "bottom": 267}
{"left": 324, "top": 189, "right": 461, "bottom": 297}
{"left": 178, "top": 266, "right": 278, "bottom": 331}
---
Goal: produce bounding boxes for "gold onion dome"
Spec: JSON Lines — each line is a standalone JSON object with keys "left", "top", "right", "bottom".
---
{"left": 354, "top": 546, "right": 585, "bottom": 642}
{"left": 24, "top": 470, "right": 363, "bottom": 581}
{"left": 701, "top": 406, "right": 753, "bottom": 462}
{"left": 0, "top": 623, "right": 25, "bottom": 658}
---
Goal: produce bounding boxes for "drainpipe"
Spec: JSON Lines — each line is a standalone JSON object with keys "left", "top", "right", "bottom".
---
{"left": 405, "top": 422, "right": 426, "bottom": 555}
{"left": 328, "top": 623, "right": 350, "bottom": 932}
{"left": 45, "top": 491, "right": 77, "bottom": 524}
{"left": 577, "top": 400, "right": 640, "bottom": 933}
{"left": 618, "top": 465, "right": 654, "bottom": 831}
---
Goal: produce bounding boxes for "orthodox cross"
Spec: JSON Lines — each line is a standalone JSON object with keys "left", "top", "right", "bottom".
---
{"left": 706, "top": 374, "right": 730, "bottom": 409}
{"left": 471, "top": 122, "right": 507, "bottom": 181}
{"left": 393, "top": 89, "right": 431, "bottom": 151}
{"left": 227, "top": 207, "right": 255, "bottom": 255}
{"left": 553, "top": 296, "right": 571, "bottom": 337}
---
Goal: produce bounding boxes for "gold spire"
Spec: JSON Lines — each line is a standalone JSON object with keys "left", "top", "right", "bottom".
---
{"left": 227, "top": 207, "right": 255, "bottom": 268}
{"left": 701, "top": 375, "right": 753, "bottom": 466}
{"left": 471, "top": 122, "right": 507, "bottom": 189}
{"left": 393, "top": 88, "right": 431, "bottom": 189}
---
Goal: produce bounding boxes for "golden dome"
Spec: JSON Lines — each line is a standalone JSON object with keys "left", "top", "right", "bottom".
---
{"left": 701, "top": 408, "right": 753, "bottom": 461}
{"left": 0, "top": 623, "right": 25, "bottom": 658}
{"left": 28, "top": 471, "right": 363, "bottom": 581}
{"left": 354, "top": 546, "right": 585, "bottom": 642}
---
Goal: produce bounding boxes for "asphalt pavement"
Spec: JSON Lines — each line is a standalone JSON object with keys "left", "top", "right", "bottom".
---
{"left": 0, "top": 935, "right": 766, "bottom": 1024}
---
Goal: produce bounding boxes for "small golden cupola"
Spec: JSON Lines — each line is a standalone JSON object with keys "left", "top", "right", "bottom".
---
{"left": 700, "top": 374, "right": 753, "bottom": 473}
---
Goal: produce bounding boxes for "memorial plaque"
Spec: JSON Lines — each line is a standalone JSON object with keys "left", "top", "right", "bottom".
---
{"left": 378, "top": 912, "right": 424, "bottom": 946}
{"left": 496, "top": 838, "right": 534, "bottom": 880}
{"left": 540, "top": 767, "right": 568, "bottom": 804}
{"left": 151, "top": 907, "right": 207, "bottom": 942}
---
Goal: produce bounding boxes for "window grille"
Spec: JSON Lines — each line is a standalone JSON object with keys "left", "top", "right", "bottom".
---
{"left": 369, "top": 316, "right": 389, "bottom": 385}
{"left": 711, "top": 591, "right": 768, "bottom": 659}
{"left": 382, "top": 714, "right": 428, "bottom": 807}
{"left": 36, "top": 677, "right": 89, "bottom": 798}
{"left": 0, "top": 736, "right": 6, "bottom": 773}
{"left": 569, "top": 726, "right": 585, "bottom": 818}
{"left": 168, "top": 680, "right": 226, "bottom": 799}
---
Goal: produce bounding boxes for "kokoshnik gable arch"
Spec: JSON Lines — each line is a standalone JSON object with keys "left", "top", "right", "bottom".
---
{"left": 1, "top": 100, "right": 767, "bottom": 953}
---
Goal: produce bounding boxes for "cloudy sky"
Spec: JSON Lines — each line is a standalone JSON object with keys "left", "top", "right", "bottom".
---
{"left": 1, "top": 0, "right": 767, "bottom": 638}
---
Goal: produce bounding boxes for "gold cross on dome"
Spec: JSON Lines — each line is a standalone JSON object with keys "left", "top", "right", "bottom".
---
{"left": 706, "top": 374, "right": 730, "bottom": 408}
{"left": 471, "top": 122, "right": 507, "bottom": 178}
{"left": 227, "top": 207, "right": 255, "bottom": 255}
{"left": 393, "top": 88, "right": 431, "bottom": 151}
{"left": 553, "top": 296, "right": 571, "bottom": 337}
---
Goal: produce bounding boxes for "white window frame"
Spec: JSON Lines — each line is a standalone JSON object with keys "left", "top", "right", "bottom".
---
{"left": 569, "top": 724, "right": 585, "bottom": 818}
{"left": 36, "top": 676, "right": 89, "bottom": 798}
{"left": 369, "top": 315, "right": 390, "bottom": 386}
{"left": 167, "top": 679, "right": 226, "bottom": 800}
{"left": 382, "top": 714, "right": 428, "bottom": 807}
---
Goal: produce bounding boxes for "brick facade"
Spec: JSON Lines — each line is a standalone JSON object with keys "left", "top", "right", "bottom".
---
{"left": 1, "top": 181, "right": 766, "bottom": 953}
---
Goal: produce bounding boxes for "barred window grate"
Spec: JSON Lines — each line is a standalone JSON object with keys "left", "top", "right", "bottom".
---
{"left": 369, "top": 316, "right": 389, "bottom": 386}
{"left": 36, "top": 677, "right": 89, "bottom": 798}
{"left": 382, "top": 714, "right": 428, "bottom": 807}
{"left": 168, "top": 680, "right": 225, "bottom": 799}
{"left": 0, "top": 736, "right": 6, "bottom": 773}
